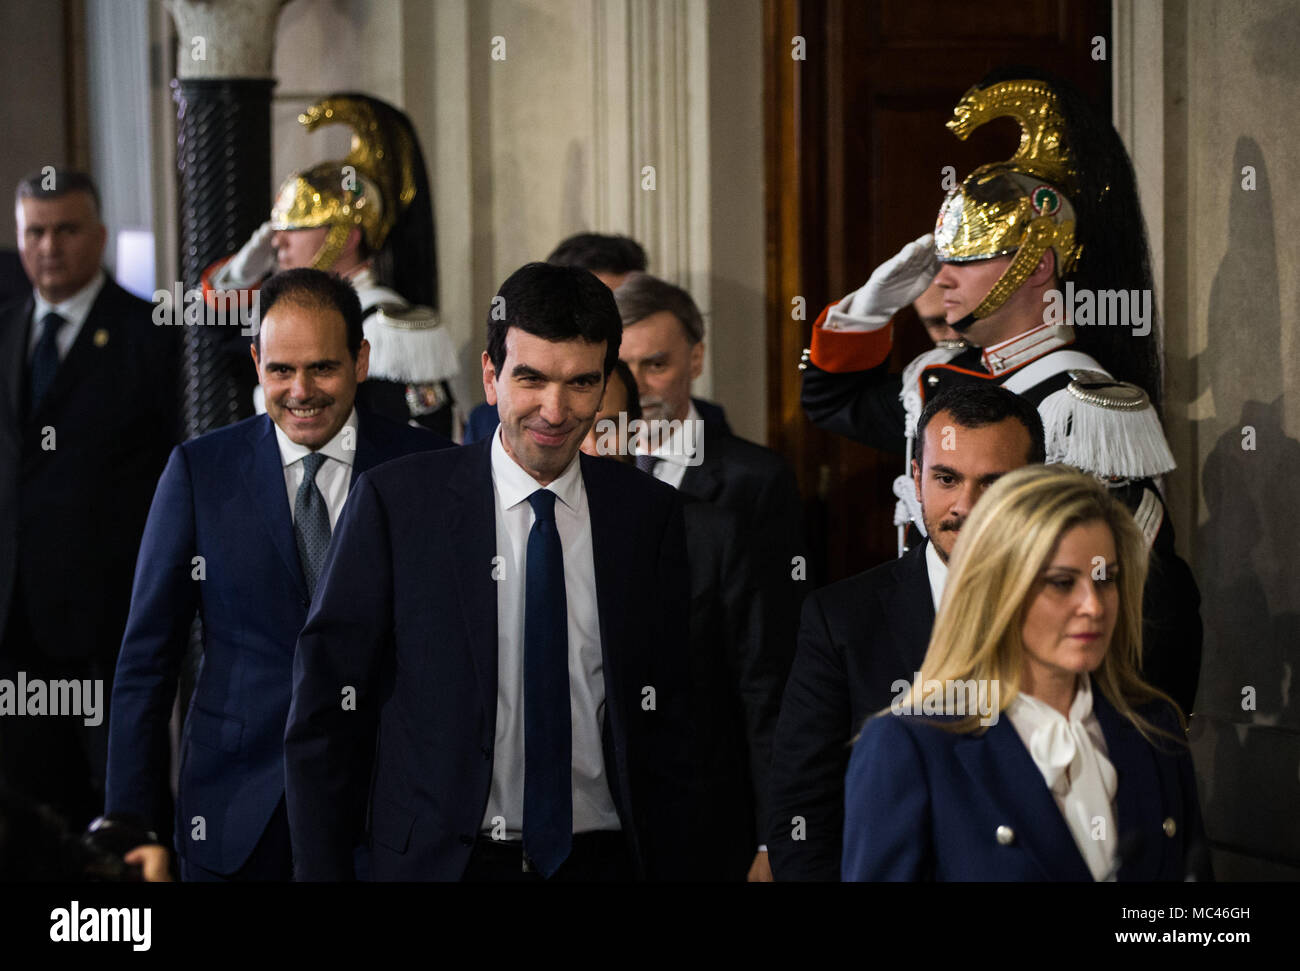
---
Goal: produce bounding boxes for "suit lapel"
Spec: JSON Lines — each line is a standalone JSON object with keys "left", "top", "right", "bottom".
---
{"left": 0, "top": 295, "right": 32, "bottom": 426}
{"left": 579, "top": 454, "right": 638, "bottom": 843}
{"left": 445, "top": 440, "right": 499, "bottom": 729}
{"left": 350, "top": 408, "right": 385, "bottom": 485}
{"left": 881, "top": 541, "right": 937, "bottom": 672}
{"left": 677, "top": 421, "right": 724, "bottom": 503}
{"left": 242, "top": 414, "right": 309, "bottom": 600}
{"left": 580, "top": 455, "right": 628, "bottom": 709}
{"left": 1092, "top": 689, "right": 1163, "bottom": 880}
{"left": 955, "top": 719, "right": 1094, "bottom": 881}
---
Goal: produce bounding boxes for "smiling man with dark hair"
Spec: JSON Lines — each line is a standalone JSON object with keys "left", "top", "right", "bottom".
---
{"left": 106, "top": 268, "right": 447, "bottom": 882}
{"left": 286, "top": 262, "right": 696, "bottom": 882}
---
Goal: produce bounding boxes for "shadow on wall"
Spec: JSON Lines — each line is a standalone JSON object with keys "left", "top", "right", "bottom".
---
{"left": 1191, "top": 137, "right": 1300, "bottom": 877}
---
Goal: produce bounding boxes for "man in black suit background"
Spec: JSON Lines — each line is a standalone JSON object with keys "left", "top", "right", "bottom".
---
{"left": 285, "top": 263, "right": 695, "bottom": 881}
{"left": 581, "top": 361, "right": 762, "bottom": 880}
{"left": 0, "top": 169, "right": 177, "bottom": 830}
{"left": 614, "top": 272, "right": 805, "bottom": 881}
{"left": 767, "top": 385, "right": 1043, "bottom": 880}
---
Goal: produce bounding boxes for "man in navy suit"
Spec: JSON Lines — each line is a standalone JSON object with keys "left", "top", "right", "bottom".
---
{"left": 106, "top": 268, "right": 449, "bottom": 881}
{"left": 768, "top": 385, "right": 1044, "bottom": 880}
{"left": 285, "top": 262, "right": 695, "bottom": 881}
{"left": 0, "top": 169, "right": 177, "bottom": 831}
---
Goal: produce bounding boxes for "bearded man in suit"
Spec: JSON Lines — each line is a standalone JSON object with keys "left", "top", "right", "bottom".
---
{"left": 768, "top": 384, "right": 1044, "bottom": 880}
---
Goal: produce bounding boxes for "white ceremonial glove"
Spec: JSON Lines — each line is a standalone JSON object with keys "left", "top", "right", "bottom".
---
{"left": 837, "top": 233, "right": 940, "bottom": 328}
{"left": 215, "top": 221, "right": 276, "bottom": 288}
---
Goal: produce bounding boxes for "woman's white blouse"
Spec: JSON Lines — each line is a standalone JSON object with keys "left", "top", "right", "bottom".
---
{"left": 1006, "top": 673, "right": 1119, "bottom": 881}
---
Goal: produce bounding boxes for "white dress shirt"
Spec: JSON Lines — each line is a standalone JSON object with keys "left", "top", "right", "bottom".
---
{"left": 924, "top": 541, "right": 949, "bottom": 613}
{"left": 1006, "top": 673, "right": 1119, "bottom": 881}
{"left": 272, "top": 407, "right": 359, "bottom": 530}
{"left": 29, "top": 270, "right": 106, "bottom": 362}
{"left": 634, "top": 400, "right": 702, "bottom": 491}
{"left": 481, "top": 426, "right": 620, "bottom": 837}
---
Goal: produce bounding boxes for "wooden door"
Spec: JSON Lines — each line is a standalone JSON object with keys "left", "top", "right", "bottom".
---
{"left": 765, "top": 0, "right": 1112, "bottom": 582}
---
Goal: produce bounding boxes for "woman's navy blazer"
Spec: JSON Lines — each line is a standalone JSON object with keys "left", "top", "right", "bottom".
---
{"left": 842, "top": 688, "right": 1212, "bottom": 881}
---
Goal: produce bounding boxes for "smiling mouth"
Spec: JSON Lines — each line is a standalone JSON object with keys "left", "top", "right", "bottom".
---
{"left": 288, "top": 406, "right": 324, "bottom": 418}
{"left": 528, "top": 426, "right": 570, "bottom": 446}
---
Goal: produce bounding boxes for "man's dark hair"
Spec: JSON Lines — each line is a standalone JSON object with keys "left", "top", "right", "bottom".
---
{"left": 915, "top": 384, "right": 1046, "bottom": 466}
{"left": 15, "top": 168, "right": 102, "bottom": 216}
{"left": 546, "top": 233, "right": 647, "bottom": 276}
{"left": 257, "top": 268, "right": 364, "bottom": 359}
{"left": 608, "top": 358, "right": 642, "bottom": 423}
{"left": 486, "top": 262, "right": 622, "bottom": 377}
{"left": 613, "top": 271, "right": 705, "bottom": 345}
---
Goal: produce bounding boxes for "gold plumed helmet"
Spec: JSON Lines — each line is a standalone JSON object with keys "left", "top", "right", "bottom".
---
{"left": 268, "top": 94, "right": 419, "bottom": 272}
{"left": 934, "top": 78, "right": 1082, "bottom": 321}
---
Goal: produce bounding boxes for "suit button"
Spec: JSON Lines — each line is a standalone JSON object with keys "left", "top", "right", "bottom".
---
{"left": 1162, "top": 817, "right": 1177, "bottom": 837}
{"left": 995, "top": 825, "right": 1015, "bottom": 846}
{"left": 300, "top": 599, "right": 310, "bottom": 609}
{"left": 480, "top": 745, "right": 491, "bottom": 760}
{"left": 459, "top": 834, "right": 474, "bottom": 846}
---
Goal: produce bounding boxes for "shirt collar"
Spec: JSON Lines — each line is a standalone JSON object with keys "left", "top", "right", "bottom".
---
{"left": 923, "top": 540, "right": 949, "bottom": 612}
{"left": 636, "top": 400, "right": 702, "bottom": 469}
{"left": 490, "top": 423, "right": 584, "bottom": 512}
{"left": 33, "top": 269, "right": 106, "bottom": 331}
{"left": 980, "top": 323, "right": 1075, "bottom": 375}
{"left": 347, "top": 264, "right": 375, "bottom": 289}
{"left": 273, "top": 407, "right": 359, "bottom": 469}
{"left": 1010, "top": 671, "right": 1095, "bottom": 727}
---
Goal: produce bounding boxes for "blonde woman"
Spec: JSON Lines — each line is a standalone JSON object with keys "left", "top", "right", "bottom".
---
{"left": 842, "top": 465, "right": 1210, "bottom": 881}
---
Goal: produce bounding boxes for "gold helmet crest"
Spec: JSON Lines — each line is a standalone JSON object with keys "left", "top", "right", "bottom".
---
{"left": 934, "top": 78, "right": 1082, "bottom": 320}
{"left": 268, "top": 94, "right": 419, "bottom": 272}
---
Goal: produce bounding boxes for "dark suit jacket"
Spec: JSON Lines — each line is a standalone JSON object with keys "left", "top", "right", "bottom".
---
{"left": 680, "top": 496, "right": 764, "bottom": 878}
{"left": 106, "top": 409, "right": 448, "bottom": 875}
{"left": 843, "top": 690, "right": 1213, "bottom": 881}
{"left": 767, "top": 540, "right": 934, "bottom": 881}
{"left": 0, "top": 276, "right": 177, "bottom": 660}
{"left": 679, "top": 420, "right": 806, "bottom": 847}
{"left": 284, "top": 440, "right": 695, "bottom": 881}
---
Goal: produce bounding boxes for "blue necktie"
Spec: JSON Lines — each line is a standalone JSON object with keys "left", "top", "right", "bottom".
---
{"left": 294, "top": 452, "right": 331, "bottom": 597}
{"left": 634, "top": 453, "right": 661, "bottom": 476}
{"left": 27, "top": 311, "right": 66, "bottom": 415}
{"left": 523, "top": 488, "right": 572, "bottom": 877}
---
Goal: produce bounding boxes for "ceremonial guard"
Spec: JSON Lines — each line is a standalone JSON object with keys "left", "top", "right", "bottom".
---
{"left": 801, "top": 71, "right": 1201, "bottom": 711}
{"left": 203, "top": 94, "right": 459, "bottom": 437}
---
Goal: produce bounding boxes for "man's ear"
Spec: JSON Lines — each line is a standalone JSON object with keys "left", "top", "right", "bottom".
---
{"left": 481, "top": 350, "right": 498, "bottom": 406}
{"left": 1027, "top": 247, "right": 1056, "bottom": 288}
{"left": 912, "top": 457, "right": 922, "bottom": 499}
{"left": 689, "top": 340, "right": 705, "bottom": 381}
{"left": 334, "top": 226, "right": 363, "bottom": 263}
{"left": 249, "top": 341, "right": 261, "bottom": 381}
{"left": 354, "top": 338, "right": 370, "bottom": 383}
